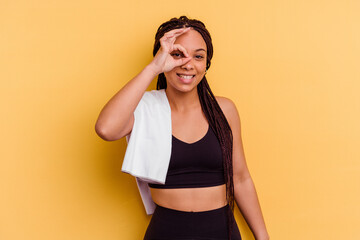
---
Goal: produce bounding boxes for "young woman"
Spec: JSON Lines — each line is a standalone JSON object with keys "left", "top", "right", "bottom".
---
{"left": 95, "top": 16, "right": 269, "bottom": 240}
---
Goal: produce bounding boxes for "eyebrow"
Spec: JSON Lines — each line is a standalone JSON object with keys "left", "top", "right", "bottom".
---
{"left": 195, "top": 48, "right": 206, "bottom": 52}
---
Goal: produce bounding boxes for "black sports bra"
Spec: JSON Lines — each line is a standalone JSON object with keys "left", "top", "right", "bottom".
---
{"left": 148, "top": 125, "right": 225, "bottom": 189}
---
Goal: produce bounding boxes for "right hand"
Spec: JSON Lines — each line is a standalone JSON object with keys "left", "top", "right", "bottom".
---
{"left": 149, "top": 27, "right": 192, "bottom": 75}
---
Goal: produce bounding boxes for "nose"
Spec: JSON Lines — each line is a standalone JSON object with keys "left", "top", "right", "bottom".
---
{"left": 181, "top": 58, "right": 194, "bottom": 70}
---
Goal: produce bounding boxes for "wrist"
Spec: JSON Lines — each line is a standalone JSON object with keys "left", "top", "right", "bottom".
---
{"left": 146, "top": 62, "right": 162, "bottom": 77}
{"left": 255, "top": 233, "right": 270, "bottom": 240}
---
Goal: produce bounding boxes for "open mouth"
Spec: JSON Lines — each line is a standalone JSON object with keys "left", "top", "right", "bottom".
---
{"left": 177, "top": 74, "right": 195, "bottom": 80}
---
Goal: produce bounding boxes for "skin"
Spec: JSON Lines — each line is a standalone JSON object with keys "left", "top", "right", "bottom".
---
{"left": 149, "top": 29, "right": 228, "bottom": 211}
{"left": 95, "top": 27, "right": 269, "bottom": 240}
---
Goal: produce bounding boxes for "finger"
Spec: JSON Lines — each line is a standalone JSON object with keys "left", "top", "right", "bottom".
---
{"left": 169, "top": 28, "right": 190, "bottom": 38}
{"left": 170, "top": 27, "right": 191, "bottom": 38}
{"left": 160, "top": 28, "right": 191, "bottom": 48}
{"left": 162, "top": 27, "right": 190, "bottom": 40}
{"left": 173, "top": 44, "right": 189, "bottom": 57}
{"left": 169, "top": 28, "right": 190, "bottom": 39}
{"left": 164, "top": 27, "right": 190, "bottom": 37}
{"left": 174, "top": 56, "right": 191, "bottom": 67}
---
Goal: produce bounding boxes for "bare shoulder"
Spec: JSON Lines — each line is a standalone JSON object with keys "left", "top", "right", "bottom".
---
{"left": 215, "top": 96, "right": 240, "bottom": 127}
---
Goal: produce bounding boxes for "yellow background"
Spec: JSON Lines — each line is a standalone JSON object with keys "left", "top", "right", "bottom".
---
{"left": 1, "top": 0, "right": 359, "bottom": 239}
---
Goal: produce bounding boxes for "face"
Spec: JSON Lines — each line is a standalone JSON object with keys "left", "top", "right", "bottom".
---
{"left": 164, "top": 29, "right": 207, "bottom": 93}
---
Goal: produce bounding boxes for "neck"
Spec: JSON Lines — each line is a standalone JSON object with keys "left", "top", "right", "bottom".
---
{"left": 165, "top": 87, "right": 201, "bottom": 113}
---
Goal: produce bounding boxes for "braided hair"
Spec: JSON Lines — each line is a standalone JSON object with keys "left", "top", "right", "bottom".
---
{"left": 153, "top": 16, "right": 235, "bottom": 239}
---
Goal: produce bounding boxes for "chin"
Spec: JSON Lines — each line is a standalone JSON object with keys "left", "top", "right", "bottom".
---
{"left": 175, "top": 85, "right": 196, "bottom": 93}
{"left": 167, "top": 82, "right": 197, "bottom": 93}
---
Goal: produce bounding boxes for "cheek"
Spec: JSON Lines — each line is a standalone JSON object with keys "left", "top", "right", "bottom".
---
{"left": 196, "top": 62, "right": 207, "bottom": 73}
{"left": 164, "top": 70, "right": 175, "bottom": 79}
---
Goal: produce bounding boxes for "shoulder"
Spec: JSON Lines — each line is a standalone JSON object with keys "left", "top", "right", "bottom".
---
{"left": 140, "top": 89, "right": 167, "bottom": 104}
{"left": 144, "top": 89, "right": 165, "bottom": 98}
{"left": 215, "top": 96, "right": 241, "bottom": 128}
{"left": 215, "top": 96, "right": 237, "bottom": 113}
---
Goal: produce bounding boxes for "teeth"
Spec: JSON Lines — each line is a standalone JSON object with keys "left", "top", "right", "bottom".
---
{"left": 179, "top": 75, "right": 194, "bottom": 79}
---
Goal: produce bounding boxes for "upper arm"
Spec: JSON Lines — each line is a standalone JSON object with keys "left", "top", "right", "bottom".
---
{"left": 215, "top": 96, "right": 251, "bottom": 182}
{"left": 120, "top": 114, "right": 134, "bottom": 139}
{"left": 95, "top": 112, "right": 134, "bottom": 141}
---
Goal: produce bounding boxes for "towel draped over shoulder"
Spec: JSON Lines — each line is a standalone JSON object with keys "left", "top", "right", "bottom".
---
{"left": 121, "top": 89, "right": 172, "bottom": 215}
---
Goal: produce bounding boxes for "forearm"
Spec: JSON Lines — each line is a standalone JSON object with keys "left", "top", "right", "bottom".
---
{"left": 95, "top": 28, "right": 191, "bottom": 141}
{"left": 234, "top": 177, "right": 269, "bottom": 240}
{"left": 95, "top": 64, "right": 158, "bottom": 140}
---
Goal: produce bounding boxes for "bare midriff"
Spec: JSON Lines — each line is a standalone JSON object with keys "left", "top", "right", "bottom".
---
{"left": 149, "top": 183, "right": 228, "bottom": 212}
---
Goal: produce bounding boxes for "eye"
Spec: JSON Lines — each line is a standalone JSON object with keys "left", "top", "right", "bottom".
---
{"left": 171, "top": 52, "right": 184, "bottom": 58}
{"left": 195, "top": 55, "right": 205, "bottom": 60}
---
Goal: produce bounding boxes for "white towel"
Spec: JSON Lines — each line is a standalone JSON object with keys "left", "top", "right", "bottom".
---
{"left": 121, "top": 89, "right": 172, "bottom": 214}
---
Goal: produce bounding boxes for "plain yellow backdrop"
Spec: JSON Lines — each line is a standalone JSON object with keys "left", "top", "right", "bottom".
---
{"left": 1, "top": 0, "right": 359, "bottom": 239}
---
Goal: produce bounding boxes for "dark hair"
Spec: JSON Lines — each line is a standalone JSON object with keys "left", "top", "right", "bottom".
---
{"left": 153, "top": 16, "right": 235, "bottom": 239}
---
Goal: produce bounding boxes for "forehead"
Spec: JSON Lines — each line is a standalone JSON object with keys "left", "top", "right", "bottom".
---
{"left": 174, "top": 29, "right": 207, "bottom": 52}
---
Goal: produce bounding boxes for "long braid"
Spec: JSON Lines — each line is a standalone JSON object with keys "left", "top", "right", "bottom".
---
{"left": 197, "top": 77, "right": 235, "bottom": 239}
{"left": 154, "top": 16, "right": 235, "bottom": 239}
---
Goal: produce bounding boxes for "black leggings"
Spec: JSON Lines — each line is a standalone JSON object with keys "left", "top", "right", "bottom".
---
{"left": 143, "top": 203, "right": 242, "bottom": 240}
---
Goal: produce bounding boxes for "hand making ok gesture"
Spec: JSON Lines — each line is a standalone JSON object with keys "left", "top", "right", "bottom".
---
{"left": 150, "top": 27, "right": 192, "bottom": 74}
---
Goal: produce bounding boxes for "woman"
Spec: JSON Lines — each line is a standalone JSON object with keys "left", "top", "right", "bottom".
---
{"left": 95, "top": 16, "right": 269, "bottom": 240}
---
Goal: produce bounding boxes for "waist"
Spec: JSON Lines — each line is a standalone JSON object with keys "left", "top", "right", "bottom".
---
{"left": 149, "top": 184, "right": 227, "bottom": 212}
